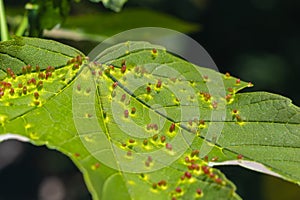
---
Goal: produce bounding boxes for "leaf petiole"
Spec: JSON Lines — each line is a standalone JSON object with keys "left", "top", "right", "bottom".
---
{"left": 15, "top": 11, "right": 28, "bottom": 36}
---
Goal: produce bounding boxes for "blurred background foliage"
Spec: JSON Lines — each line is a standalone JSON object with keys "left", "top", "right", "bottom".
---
{"left": 0, "top": 0, "right": 300, "bottom": 199}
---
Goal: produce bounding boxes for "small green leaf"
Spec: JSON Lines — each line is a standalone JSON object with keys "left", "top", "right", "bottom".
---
{"left": 27, "top": 0, "right": 71, "bottom": 36}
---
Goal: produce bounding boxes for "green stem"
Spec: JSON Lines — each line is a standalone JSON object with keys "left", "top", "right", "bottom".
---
{"left": 15, "top": 12, "right": 28, "bottom": 36}
{"left": 0, "top": 0, "right": 9, "bottom": 41}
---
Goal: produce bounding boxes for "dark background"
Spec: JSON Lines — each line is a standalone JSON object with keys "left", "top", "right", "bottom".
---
{"left": 0, "top": 0, "right": 300, "bottom": 199}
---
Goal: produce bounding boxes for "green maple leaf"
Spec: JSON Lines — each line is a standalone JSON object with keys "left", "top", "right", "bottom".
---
{"left": 0, "top": 37, "right": 299, "bottom": 200}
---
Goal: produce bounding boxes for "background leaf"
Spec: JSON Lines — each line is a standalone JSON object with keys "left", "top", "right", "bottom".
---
{"left": 57, "top": 8, "right": 200, "bottom": 42}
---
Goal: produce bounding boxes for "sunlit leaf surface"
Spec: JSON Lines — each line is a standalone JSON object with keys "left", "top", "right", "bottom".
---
{"left": 0, "top": 37, "right": 299, "bottom": 200}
